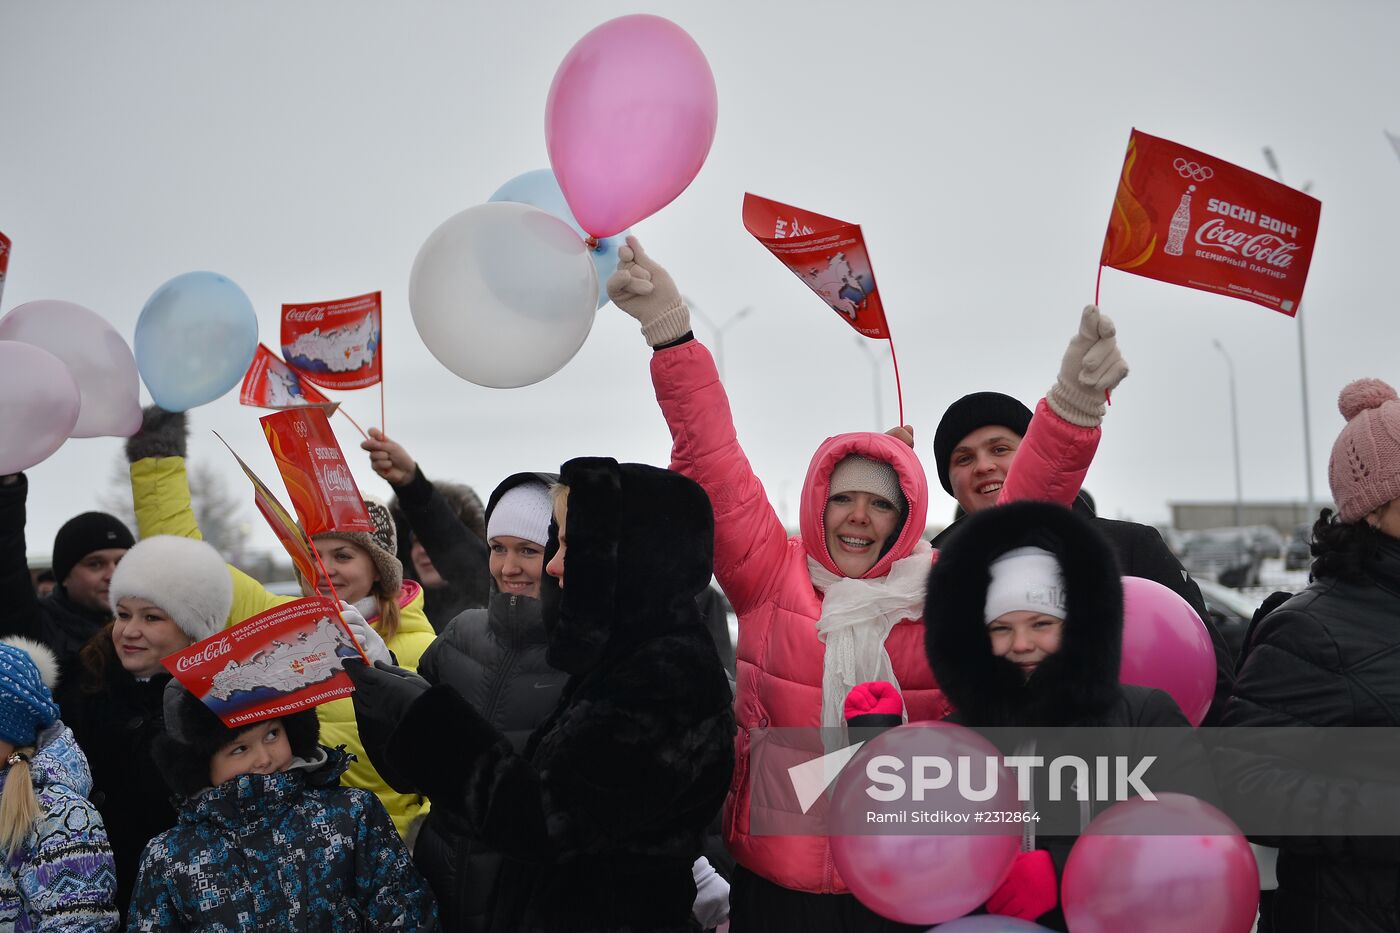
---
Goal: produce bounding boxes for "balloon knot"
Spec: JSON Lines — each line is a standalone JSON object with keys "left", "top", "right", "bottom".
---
{"left": 584, "top": 235, "right": 600, "bottom": 251}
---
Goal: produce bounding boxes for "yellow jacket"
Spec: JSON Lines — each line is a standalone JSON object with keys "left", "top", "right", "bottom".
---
{"left": 130, "top": 455, "right": 432, "bottom": 838}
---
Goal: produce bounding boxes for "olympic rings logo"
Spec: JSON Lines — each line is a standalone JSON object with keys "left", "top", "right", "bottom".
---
{"left": 1173, "top": 158, "right": 1214, "bottom": 181}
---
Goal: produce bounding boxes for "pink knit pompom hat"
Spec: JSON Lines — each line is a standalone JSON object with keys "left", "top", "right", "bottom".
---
{"left": 1328, "top": 378, "right": 1400, "bottom": 522}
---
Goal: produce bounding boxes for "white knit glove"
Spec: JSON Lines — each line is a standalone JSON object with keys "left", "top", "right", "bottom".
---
{"left": 1046, "top": 305, "right": 1129, "bottom": 427}
{"left": 339, "top": 602, "right": 393, "bottom": 665}
{"left": 691, "top": 857, "right": 730, "bottom": 930}
{"left": 606, "top": 236, "right": 692, "bottom": 347}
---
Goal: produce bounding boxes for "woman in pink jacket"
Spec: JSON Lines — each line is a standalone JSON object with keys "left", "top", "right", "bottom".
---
{"left": 608, "top": 238, "right": 1128, "bottom": 931}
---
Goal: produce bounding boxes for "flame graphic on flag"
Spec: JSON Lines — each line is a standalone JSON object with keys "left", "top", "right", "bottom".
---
{"left": 1101, "top": 137, "right": 1157, "bottom": 270}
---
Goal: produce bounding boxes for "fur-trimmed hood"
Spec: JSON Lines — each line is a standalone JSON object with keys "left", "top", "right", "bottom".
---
{"left": 924, "top": 500, "right": 1124, "bottom": 726}
{"left": 540, "top": 458, "right": 713, "bottom": 676}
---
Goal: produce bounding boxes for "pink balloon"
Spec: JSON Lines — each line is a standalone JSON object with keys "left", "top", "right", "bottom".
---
{"left": 0, "top": 341, "right": 81, "bottom": 474}
{"left": 830, "top": 722, "right": 1020, "bottom": 925}
{"left": 0, "top": 300, "right": 142, "bottom": 438}
{"left": 1062, "top": 793, "right": 1259, "bottom": 933}
{"left": 546, "top": 14, "right": 718, "bottom": 238}
{"left": 1121, "top": 576, "right": 1215, "bottom": 726}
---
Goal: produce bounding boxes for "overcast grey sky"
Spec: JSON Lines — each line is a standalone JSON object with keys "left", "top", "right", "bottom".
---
{"left": 4, "top": 0, "right": 1397, "bottom": 559}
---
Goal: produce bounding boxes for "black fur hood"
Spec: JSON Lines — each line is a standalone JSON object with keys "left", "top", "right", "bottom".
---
{"left": 541, "top": 457, "right": 714, "bottom": 676}
{"left": 925, "top": 501, "right": 1124, "bottom": 727}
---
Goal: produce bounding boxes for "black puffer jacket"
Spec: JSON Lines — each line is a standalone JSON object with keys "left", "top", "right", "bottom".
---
{"left": 392, "top": 466, "right": 492, "bottom": 632}
{"left": 926, "top": 501, "right": 1218, "bottom": 931}
{"left": 388, "top": 458, "right": 736, "bottom": 932}
{"left": 63, "top": 650, "right": 177, "bottom": 922}
{"left": 411, "top": 469, "right": 566, "bottom": 933}
{"left": 1218, "top": 532, "right": 1400, "bottom": 933}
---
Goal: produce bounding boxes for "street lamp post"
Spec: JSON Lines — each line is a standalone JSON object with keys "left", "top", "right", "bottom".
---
{"left": 852, "top": 338, "right": 886, "bottom": 428}
{"left": 687, "top": 300, "right": 753, "bottom": 382}
{"left": 1262, "top": 147, "right": 1317, "bottom": 513}
{"left": 1214, "top": 339, "right": 1245, "bottom": 528}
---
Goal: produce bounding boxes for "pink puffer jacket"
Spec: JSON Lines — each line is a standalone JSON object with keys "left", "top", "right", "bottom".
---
{"left": 652, "top": 339, "right": 1098, "bottom": 894}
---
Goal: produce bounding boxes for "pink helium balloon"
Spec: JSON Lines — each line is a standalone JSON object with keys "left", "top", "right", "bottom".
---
{"left": 546, "top": 14, "right": 718, "bottom": 238}
{"left": 1062, "top": 793, "right": 1259, "bottom": 933}
{"left": 1121, "top": 576, "right": 1215, "bottom": 726}
{"left": 0, "top": 300, "right": 142, "bottom": 438}
{"left": 829, "top": 722, "right": 1020, "bottom": 925}
{"left": 0, "top": 341, "right": 80, "bottom": 474}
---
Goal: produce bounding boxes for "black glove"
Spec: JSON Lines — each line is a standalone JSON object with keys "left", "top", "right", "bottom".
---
{"left": 125, "top": 405, "right": 188, "bottom": 462}
{"left": 342, "top": 659, "right": 431, "bottom": 793}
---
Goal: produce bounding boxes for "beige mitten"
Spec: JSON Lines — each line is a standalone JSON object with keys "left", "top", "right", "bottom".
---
{"left": 1046, "top": 305, "right": 1129, "bottom": 427}
{"left": 606, "top": 237, "right": 692, "bottom": 347}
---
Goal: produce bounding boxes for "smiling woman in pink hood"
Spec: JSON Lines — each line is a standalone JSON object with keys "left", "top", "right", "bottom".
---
{"left": 607, "top": 237, "right": 1129, "bottom": 932}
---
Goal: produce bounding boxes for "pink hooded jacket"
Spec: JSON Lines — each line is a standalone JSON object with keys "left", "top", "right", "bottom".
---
{"left": 652, "top": 339, "right": 1098, "bottom": 894}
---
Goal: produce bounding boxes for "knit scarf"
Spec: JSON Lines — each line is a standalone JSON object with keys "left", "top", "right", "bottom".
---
{"left": 810, "top": 540, "right": 932, "bottom": 736}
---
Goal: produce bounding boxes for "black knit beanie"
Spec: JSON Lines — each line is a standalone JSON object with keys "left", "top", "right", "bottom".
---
{"left": 51, "top": 512, "right": 134, "bottom": 584}
{"left": 932, "top": 392, "right": 1034, "bottom": 495}
{"left": 152, "top": 681, "right": 321, "bottom": 799}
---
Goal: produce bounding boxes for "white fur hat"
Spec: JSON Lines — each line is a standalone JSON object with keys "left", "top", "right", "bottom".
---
{"left": 109, "top": 536, "right": 233, "bottom": 643}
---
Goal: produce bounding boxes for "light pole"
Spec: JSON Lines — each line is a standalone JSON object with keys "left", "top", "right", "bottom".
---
{"left": 852, "top": 338, "right": 887, "bottom": 428}
{"left": 1261, "top": 147, "right": 1316, "bottom": 512}
{"left": 686, "top": 299, "right": 753, "bottom": 382}
{"left": 1214, "top": 339, "right": 1244, "bottom": 527}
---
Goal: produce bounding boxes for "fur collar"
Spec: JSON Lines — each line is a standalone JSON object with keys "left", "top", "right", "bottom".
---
{"left": 924, "top": 501, "right": 1124, "bottom": 727}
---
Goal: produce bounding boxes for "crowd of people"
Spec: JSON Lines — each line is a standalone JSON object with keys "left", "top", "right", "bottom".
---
{"left": 0, "top": 236, "right": 1395, "bottom": 931}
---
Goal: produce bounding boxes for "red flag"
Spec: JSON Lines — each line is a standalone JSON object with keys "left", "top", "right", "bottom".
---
{"left": 240, "top": 345, "right": 337, "bottom": 412}
{"left": 280, "top": 291, "right": 382, "bottom": 389}
{"left": 1101, "top": 129, "right": 1321, "bottom": 316}
{"left": 0, "top": 230, "right": 11, "bottom": 309}
{"left": 215, "top": 432, "right": 327, "bottom": 590}
{"left": 163, "top": 597, "right": 364, "bottom": 728}
{"left": 743, "top": 194, "right": 889, "bottom": 338}
{"left": 261, "top": 407, "right": 373, "bottom": 538}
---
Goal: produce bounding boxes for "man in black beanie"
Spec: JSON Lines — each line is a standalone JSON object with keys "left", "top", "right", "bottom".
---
{"left": 927, "top": 391, "right": 1237, "bottom": 725}
{"left": 0, "top": 472, "right": 134, "bottom": 701}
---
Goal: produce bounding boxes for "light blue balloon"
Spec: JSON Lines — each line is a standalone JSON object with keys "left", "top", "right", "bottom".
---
{"left": 489, "top": 169, "right": 629, "bottom": 309}
{"left": 134, "top": 271, "right": 259, "bottom": 412}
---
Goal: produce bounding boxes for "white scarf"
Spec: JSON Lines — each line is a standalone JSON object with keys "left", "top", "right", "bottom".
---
{"left": 810, "top": 540, "right": 932, "bottom": 735}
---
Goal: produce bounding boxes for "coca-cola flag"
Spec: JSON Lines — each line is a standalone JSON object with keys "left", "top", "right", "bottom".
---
{"left": 215, "top": 433, "right": 327, "bottom": 591}
{"left": 281, "top": 291, "right": 382, "bottom": 389}
{"left": 261, "top": 407, "right": 373, "bottom": 538}
{"left": 0, "top": 230, "right": 11, "bottom": 309}
{"left": 240, "top": 344, "right": 337, "bottom": 412}
{"left": 162, "top": 597, "right": 365, "bottom": 729}
{"left": 1101, "top": 129, "right": 1321, "bottom": 316}
{"left": 743, "top": 194, "right": 889, "bottom": 338}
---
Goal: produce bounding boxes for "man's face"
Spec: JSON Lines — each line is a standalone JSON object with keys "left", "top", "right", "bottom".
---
{"left": 947, "top": 426, "right": 1022, "bottom": 516}
{"left": 62, "top": 548, "right": 127, "bottom": 613}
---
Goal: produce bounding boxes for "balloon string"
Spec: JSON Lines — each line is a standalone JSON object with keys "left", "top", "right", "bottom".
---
{"left": 888, "top": 335, "right": 905, "bottom": 428}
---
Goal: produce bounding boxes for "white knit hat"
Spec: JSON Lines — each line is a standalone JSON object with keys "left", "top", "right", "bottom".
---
{"left": 984, "top": 546, "right": 1067, "bottom": 625}
{"left": 828, "top": 455, "right": 906, "bottom": 512}
{"left": 487, "top": 482, "right": 553, "bottom": 547}
{"left": 109, "top": 536, "right": 233, "bottom": 643}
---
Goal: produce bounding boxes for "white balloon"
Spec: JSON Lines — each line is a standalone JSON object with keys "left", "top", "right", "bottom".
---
{"left": 0, "top": 341, "right": 80, "bottom": 475}
{"left": 0, "top": 299, "right": 143, "bottom": 437}
{"left": 409, "top": 202, "right": 598, "bottom": 388}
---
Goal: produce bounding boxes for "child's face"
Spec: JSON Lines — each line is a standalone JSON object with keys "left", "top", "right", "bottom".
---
{"left": 208, "top": 720, "right": 294, "bottom": 786}
{"left": 987, "top": 610, "right": 1064, "bottom": 679}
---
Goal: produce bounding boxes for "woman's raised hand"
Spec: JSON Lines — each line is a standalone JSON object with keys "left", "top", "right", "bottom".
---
{"left": 607, "top": 236, "right": 692, "bottom": 347}
{"left": 361, "top": 428, "right": 416, "bottom": 487}
{"left": 1046, "top": 305, "right": 1129, "bottom": 428}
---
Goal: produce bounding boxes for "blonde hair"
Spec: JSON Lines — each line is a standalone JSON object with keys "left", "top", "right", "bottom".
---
{"left": 374, "top": 588, "right": 402, "bottom": 643}
{"left": 0, "top": 749, "right": 41, "bottom": 856}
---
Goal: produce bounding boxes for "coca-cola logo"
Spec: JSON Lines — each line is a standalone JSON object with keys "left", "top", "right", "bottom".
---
{"left": 321, "top": 465, "right": 356, "bottom": 493}
{"left": 285, "top": 307, "right": 327, "bottom": 323}
{"left": 176, "top": 637, "right": 232, "bottom": 672}
{"left": 1194, "top": 219, "right": 1299, "bottom": 269}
